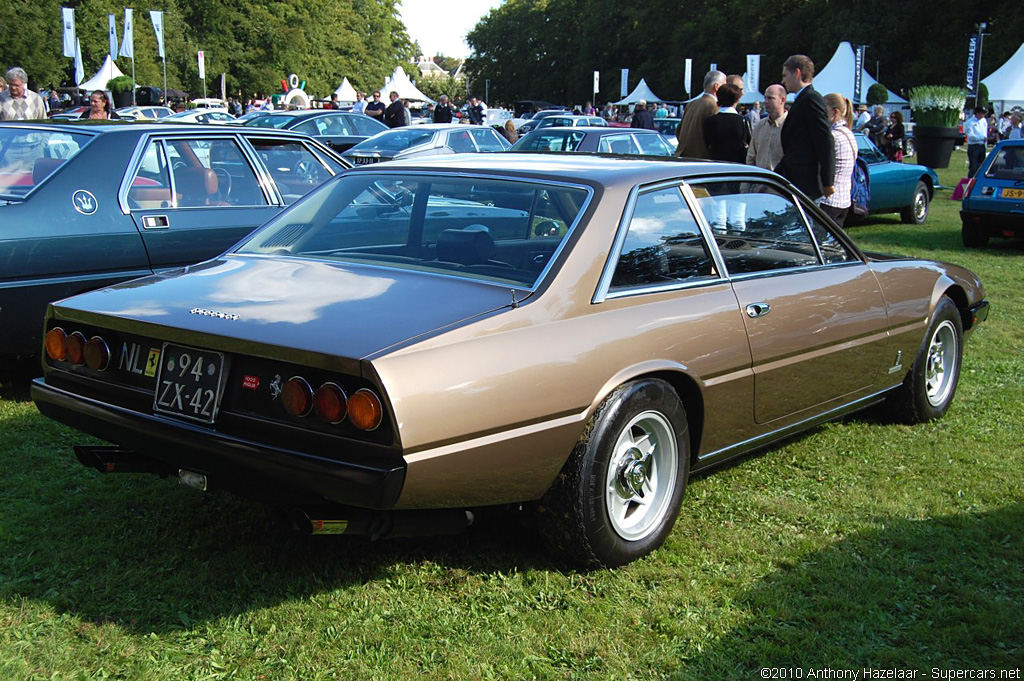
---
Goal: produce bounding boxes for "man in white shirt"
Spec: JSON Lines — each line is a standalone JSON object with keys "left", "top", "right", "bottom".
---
{"left": 746, "top": 84, "right": 788, "bottom": 170}
{"left": 352, "top": 92, "right": 366, "bottom": 115}
{"left": 854, "top": 104, "right": 871, "bottom": 132}
{"left": 964, "top": 107, "right": 989, "bottom": 178}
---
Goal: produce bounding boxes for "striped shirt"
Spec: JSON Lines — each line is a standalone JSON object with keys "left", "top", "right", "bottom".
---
{"left": 823, "top": 122, "right": 857, "bottom": 209}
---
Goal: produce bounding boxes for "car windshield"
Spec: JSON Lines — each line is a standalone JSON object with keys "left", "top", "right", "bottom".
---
{"left": 985, "top": 146, "right": 1024, "bottom": 180}
{"left": 349, "top": 129, "right": 436, "bottom": 154}
{"left": 511, "top": 131, "right": 586, "bottom": 152}
{"left": 0, "top": 127, "right": 93, "bottom": 198}
{"left": 242, "top": 114, "right": 294, "bottom": 129}
{"left": 237, "top": 172, "right": 591, "bottom": 288}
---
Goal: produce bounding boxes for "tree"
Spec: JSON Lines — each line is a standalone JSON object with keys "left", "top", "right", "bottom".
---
{"left": 867, "top": 83, "right": 889, "bottom": 106}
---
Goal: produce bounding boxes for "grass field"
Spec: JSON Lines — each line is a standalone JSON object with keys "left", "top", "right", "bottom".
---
{"left": 2, "top": 151, "right": 1021, "bottom": 680}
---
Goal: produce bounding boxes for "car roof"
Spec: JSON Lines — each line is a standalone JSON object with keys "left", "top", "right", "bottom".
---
{"left": 359, "top": 152, "right": 778, "bottom": 189}
{"left": 1, "top": 121, "right": 334, "bottom": 141}
{"left": 529, "top": 126, "right": 662, "bottom": 136}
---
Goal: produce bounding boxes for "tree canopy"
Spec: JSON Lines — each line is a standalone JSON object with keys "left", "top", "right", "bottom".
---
{"left": 0, "top": 0, "right": 414, "bottom": 99}
{"left": 466, "top": 0, "right": 1024, "bottom": 106}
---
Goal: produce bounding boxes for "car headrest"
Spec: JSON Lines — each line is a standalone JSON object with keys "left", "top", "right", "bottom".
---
{"left": 175, "top": 167, "right": 218, "bottom": 205}
{"left": 436, "top": 225, "right": 496, "bottom": 265}
{"left": 32, "top": 158, "right": 65, "bottom": 184}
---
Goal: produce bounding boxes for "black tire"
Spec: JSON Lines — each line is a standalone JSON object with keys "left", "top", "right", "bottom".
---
{"left": 537, "top": 378, "right": 689, "bottom": 568}
{"left": 900, "top": 181, "right": 930, "bottom": 224}
{"left": 961, "top": 221, "right": 989, "bottom": 248}
{"left": 889, "top": 296, "right": 963, "bottom": 424}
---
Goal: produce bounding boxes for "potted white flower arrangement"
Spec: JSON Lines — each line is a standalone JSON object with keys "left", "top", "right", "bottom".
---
{"left": 909, "top": 85, "right": 967, "bottom": 169}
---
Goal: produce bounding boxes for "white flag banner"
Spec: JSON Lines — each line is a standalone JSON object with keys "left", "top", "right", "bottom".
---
{"left": 620, "top": 69, "right": 628, "bottom": 99}
{"left": 74, "top": 38, "right": 84, "bottom": 86}
{"left": 593, "top": 70, "right": 599, "bottom": 94}
{"left": 62, "top": 7, "right": 76, "bottom": 58}
{"left": 150, "top": 10, "right": 165, "bottom": 59}
{"left": 119, "top": 8, "right": 134, "bottom": 59}
{"left": 684, "top": 58, "right": 692, "bottom": 95}
{"left": 108, "top": 14, "right": 118, "bottom": 58}
{"left": 746, "top": 54, "right": 760, "bottom": 95}
{"left": 710, "top": 62, "right": 717, "bottom": 73}
{"left": 197, "top": 51, "right": 205, "bottom": 80}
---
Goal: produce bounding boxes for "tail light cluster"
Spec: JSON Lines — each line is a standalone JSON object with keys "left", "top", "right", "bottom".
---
{"left": 280, "top": 376, "right": 383, "bottom": 431}
{"left": 45, "top": 327, "right": 111, "bottom": 371}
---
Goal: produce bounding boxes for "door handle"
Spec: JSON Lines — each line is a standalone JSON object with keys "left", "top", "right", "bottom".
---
{"left": 142, "top": 215, "right": 169, "bottom": 230}
{"left": 745, "top": 302, "right": 771, "bottom": 318}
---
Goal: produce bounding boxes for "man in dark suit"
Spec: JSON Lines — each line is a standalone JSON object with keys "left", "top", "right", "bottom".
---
{"left": 775, "top": 55, "right": 834, "bottom": 200}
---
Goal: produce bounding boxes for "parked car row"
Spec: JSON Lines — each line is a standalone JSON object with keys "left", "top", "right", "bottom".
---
{"left": 2, "top": 116, "right": 996, "bottom": 569}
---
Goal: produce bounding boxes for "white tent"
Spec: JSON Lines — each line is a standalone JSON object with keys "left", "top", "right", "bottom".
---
{"left": 614, "top": 78, "right": 664, "bottom": 105}
{"left": 982, "top": 42, "right": 1024, "bottom": 115}
{"left": 333, "top": 77, "right": 358, "bottom": 103}
{"left": 382, "top": 66, "right": 435, "bottom": 104}
{"left": 78, "top": 54, "right": 125, "bottom": 92}
{"left": 808, "top": 42, "right": 906, "bottom": 105}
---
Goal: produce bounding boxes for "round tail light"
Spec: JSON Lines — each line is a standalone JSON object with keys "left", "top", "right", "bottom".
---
{"left": 84, "top": 336, "right": 111, "bottom": 371}
{"left": 313, "top": 383, "right": 347, "bottom": 424}
{"left": 348, "top": 389, "right": 383, "bottom": 431}
{"left": 65, "top": 331, "right": 87, "bottom": 365}
{"left": 281, "top": 376, "right": 313, "bottom": 417}
{"left": 45, "top": 328, "right": 68, "bottom": 361}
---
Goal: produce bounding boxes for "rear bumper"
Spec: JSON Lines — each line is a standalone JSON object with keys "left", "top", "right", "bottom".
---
{"left": 31, "top": 378, "right": 406, "bottom": 509}
{"left": 961, "top": 208, "right": 1024, "bottom": 237}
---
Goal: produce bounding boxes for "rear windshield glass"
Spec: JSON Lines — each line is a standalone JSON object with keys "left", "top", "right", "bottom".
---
{"left": 985, "top": 146, "right": 1024, "bottom": 180}
{"left": 349, "top": 129, "right": 435, "bottom": 153}
{"left": 237, "top": 173, "right": 591, "bottom": 288}
{"left": 0, "top": 127, "right": 93, "bottom": 197}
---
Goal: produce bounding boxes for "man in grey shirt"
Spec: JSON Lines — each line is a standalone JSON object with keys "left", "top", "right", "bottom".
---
{"left": 0, "top": 67, "right": 47, "bottom": 120}
{"left": 746, "top": 84, "right": 788, "bottom": 170}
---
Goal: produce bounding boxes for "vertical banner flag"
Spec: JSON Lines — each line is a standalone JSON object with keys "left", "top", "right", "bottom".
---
{"left": 710, "top": 63, "right": 717, "bottom": 73}
{"left": 108, "top": 14, "right": 118, "bottom": 58}
{"left": 620, "top": 69, "right": 628, "bottom": 99}
{"left": 198, "top": 51, "right": 206, "bottom": 80}
{"left": 854, "top": 45, "right": 865, "bottom": 103}
{"left": 62, "top": 8, "right": 76, "bottom": 58}
{"left": 746, "top": 54, "right": 760, "bottom": 95}
{"left": 74, "top": 38, "right": 84, "bottom": 85}
{"left": 593, "top": 71, "right": 599, "bottom": 95}
{"left": 119, "top": 8, "right": 134, "bottom": 59}
{"left": 965, "top": 35, "right": 979, "bottom": 97}
{"left": 150, "top": 11, "right": 165, "bottom": 59}
{"left": 684, "top": 59, "right": 692, "bottom": 96}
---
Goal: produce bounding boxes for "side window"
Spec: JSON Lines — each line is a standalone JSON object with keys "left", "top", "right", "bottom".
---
{"left": 292, "top": 120, "right": 320, "bottom": 136}
{"left": 610, "top": 185, "right": 716, "bottom": 291}
{"left": 635, "top": 133, "right": 674, "bottom": 156}
{"left": 470, "top": 128, "right": 506, "bottom": 151}
{"left": 250, "top": 139, "right": 342, "bottom": 205}
{"left": 166, "top": 138, "right": 268, "bottom": 208}
{"left": 692, "top": 181, "right": 819, "bottom": 275}
{"left": 857, "top": 135, "right": 886, "bottom": 163}
{"left": 805, "top": 210, "right": 859, "bottom": 265}
{"left": 128, "top": 140, "right": 173, "bottom": 209}
{"left": 598, "top": 134, "right": 639, "bottom": 155}
{"left": 207, "top": 139, "right": 267, "bottom": 207}
{"left": 447, "top": 130, "right": 476, "bottom": 153}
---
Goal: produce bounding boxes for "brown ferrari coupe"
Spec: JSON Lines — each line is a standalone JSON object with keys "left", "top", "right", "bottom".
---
{"left": 32, "top": 154, "right": 988, "bottom": 568}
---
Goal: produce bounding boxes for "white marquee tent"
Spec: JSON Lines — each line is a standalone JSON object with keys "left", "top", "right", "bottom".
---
{"left": 808, "top": 42, "right": 906, "bottom": 105}
{"left": 982, "top": 42, "right": 1024, "bottom": 115}
{"left": 382, "top": 66, "right": 435, "bottom": 104}
{"left": 333, "top": 77, "right": 358, "bottom": 103}
{"left": 614, "top": 78, "right": 664, "bottom": 105}
{"left": 78, "top": 54, "right": 125, "bottom": 92}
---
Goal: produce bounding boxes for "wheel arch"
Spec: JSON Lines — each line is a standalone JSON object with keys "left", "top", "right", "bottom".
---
{"left": 937, "top": 283, "right": 974, "bottom": 331}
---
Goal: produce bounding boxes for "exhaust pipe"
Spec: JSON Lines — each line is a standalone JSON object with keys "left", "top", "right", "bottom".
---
{"left": 292, "top": 507, "right": 475, "bottom": 540}
{"left": 74, "top": 445, "right": 176, "bottom": 476}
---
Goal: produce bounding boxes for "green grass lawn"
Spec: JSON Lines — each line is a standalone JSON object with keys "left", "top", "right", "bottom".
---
{"left": 2, "top": 151, "right": 1021, "bottom": 679}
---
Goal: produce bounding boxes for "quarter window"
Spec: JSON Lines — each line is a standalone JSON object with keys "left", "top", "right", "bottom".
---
{"left": 692, "top": 181, "right": 819, "bottom": 275}
{"left": 250, "top": 139, "right": 341, "bottom": 204}
{"left": 610, "top": 185, "right": 715, "bottom": 291}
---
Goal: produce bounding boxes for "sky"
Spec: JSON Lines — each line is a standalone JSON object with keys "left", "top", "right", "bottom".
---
{"left": 399, "top": 0, "right": 504, "bottom": 59}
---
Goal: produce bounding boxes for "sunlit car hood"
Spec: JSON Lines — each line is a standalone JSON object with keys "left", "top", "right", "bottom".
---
{"left": 51, "top": 255, "right": 518, "bottom": 359}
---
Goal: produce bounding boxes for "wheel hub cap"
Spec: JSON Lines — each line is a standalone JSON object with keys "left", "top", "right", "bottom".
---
{"left": 615, "top": 447, "right": 650, "bottom": 499}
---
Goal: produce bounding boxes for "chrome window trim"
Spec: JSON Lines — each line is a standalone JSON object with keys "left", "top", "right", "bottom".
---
{"left": 593, "top": 179, "right": 726, "bottom": 303}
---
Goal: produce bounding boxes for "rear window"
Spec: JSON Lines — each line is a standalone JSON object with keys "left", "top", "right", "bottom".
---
{"left": 349, "top": 129, "right": 435, "bottom": 154}
{"left": 0, "top": 128, "right": 93, "bottom": 197}
{"left": 985, "top": 145, "right": 1024, "bottom": 180}
{"left": 237, "top": 173, "right": 591, "bottom": 288}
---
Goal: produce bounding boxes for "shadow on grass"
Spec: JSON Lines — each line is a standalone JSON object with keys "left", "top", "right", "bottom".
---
{"left": 684, "top": 504, "right": 1024, "bottom": 672}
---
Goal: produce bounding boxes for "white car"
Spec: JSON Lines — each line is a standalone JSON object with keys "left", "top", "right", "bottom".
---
{"left": 158, "top": 110, "right": 237, "bottom": 125}
{"left": 115, "top": 106, "right": 176, "bottom": 121}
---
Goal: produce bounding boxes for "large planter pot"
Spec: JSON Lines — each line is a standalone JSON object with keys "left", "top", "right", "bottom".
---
{"left": 913, "top": 125, "right": 959, "bottom": 169}
{"left": 112, "top": 90, "right": 133, "bottom": 108}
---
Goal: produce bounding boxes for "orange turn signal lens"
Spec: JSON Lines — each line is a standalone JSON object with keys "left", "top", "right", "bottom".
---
{"left": 84, "top": 336, "right": 111, "bottom": 371}
{"left": 281, "top": 376, "right": 313, "bottom": 417}
{"left": 45, "top": 328, "right": 68, "bottom": 361}
{"left": 348, "top": 389, "right": 383, "bottom": 431}
{"left": 313, "top": 383, "right": 347, "bottom": 424}
{"left": 65, "top": 331, "right": 87, "bottom": 365}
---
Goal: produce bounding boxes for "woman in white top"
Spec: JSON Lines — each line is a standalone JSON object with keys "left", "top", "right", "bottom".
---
{"left": 821, "top": 93, "right": 858, "bottom": 227}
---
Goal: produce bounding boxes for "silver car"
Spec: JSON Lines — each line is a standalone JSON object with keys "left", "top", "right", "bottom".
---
{"left": 342, "top": 123, "right": 510, "bottom": 165}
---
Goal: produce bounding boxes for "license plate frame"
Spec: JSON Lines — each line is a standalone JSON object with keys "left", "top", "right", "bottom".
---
{"left": 153, "top": 343, "right": 226, "bottom": 424}
{"left": 1000, "top": 187, "right": 1024, "bottom": 199}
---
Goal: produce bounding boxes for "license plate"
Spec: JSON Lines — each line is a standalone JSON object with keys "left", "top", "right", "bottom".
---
{"left": 353, "top": 156, "right": 377, "bottom": 165}
{"left": 153, "top": 343, "right": 226, "bottom": 424}
{"left": 1001, "top": 187, "right": 1024, "bottom": 199}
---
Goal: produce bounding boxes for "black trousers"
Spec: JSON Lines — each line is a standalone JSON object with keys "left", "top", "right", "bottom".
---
{"left": 967, "top": 143, "right": 986, "bottom": 178}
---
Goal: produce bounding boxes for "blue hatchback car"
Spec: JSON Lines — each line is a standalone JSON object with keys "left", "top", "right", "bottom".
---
{"left": 960, "top": 139, "right": 1024, "bottom": 247}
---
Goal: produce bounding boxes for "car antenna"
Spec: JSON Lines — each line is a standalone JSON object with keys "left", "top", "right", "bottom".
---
{"left": 510, "top": 289, "right": 520, "bottom": 308}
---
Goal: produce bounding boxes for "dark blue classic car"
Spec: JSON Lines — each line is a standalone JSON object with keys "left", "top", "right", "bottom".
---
{"left": 0, "top": 122, "right": 349, "bottom": 370}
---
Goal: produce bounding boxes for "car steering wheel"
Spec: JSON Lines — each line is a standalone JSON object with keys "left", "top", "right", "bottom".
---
{"left": 213, "top": 167, "right": 232, "bottom": 201}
